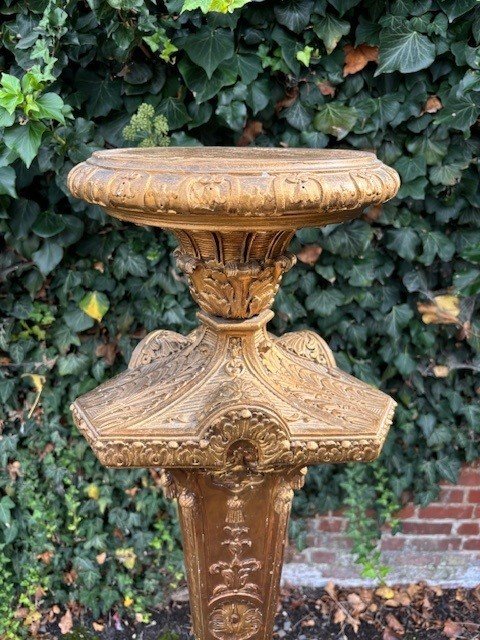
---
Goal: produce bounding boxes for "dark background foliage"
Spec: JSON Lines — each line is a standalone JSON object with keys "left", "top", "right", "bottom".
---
{"left": 0, "top": 0, "right": 479, "bottom": 633}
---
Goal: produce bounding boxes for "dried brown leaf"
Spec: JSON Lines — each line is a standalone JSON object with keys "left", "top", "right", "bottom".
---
{"left": 443, "top": 620, "right": 462, "bottom": 638}
{"left": 333, "top": 607, "right": 347, "bottom": 625}
{"left": 297, "top": 244, "right": 322, "bottom": 265}
{"left": 237, "top": 120, "right": 263, "bottom": 147}
{"left": 275, "top": 86, "right": 299, "bottom": 114}
{"left": 343, "top": 44, "right": 379, "bottom": 76}
{"left": 59, "top": 609, "right": 73, "bottom": 635}
{"left": 376, "top": 586, "right": 396, "bottom": 600}
{"left": 386, "top": 613, "right": 404, "bottom": 635}
{"left": 318, "top": 81, "right": 336, "bottom": 96}
{"left": 422, "top": 95, "right": 442, "bottom": 114}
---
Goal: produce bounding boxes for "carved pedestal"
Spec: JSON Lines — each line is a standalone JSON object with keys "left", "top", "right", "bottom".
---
{"left": 68, "top": 147, "right": 400, "bottom": 640}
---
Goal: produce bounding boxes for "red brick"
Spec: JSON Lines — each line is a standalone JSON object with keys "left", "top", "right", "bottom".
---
{"left": 463, "top": 539, "right": 480, "bottom": 551}
{"left": 456, "top": 522, "right": 479, "bottom": 535}
{"left": 468, "top": 490, "right": 480, "bottom": 503}
{"left": 395, "top": 504, "right": 416, "bottom": 519}
{"left": 315, "top": 518, "right": 346, "bottom": 533}
{"left": 416, "top": 505, "right": 474, "bottom": 520}
{"left": 439, "top": 488, "right": 465, "bottom": 503}
{"left": 305, "top": 533, "right": 316, "bottom": 547}
{"left": 310, "top": 550, "right": 336, "bottom": 564}
{"left": 406, "top": 537, "right": 462, "bottom": 552}
{"left": 458, "top": 466, "right": 480, "bottom": 486}
{"left": 381, "top": 536, "right": 405, "bottom": 551}
{"left": 402, "top": 521, "right": 452, "bottom": 535}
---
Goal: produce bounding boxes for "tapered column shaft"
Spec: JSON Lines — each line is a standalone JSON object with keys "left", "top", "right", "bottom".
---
{"left": 168, "top": 469, "right": 304, "bottom": 640}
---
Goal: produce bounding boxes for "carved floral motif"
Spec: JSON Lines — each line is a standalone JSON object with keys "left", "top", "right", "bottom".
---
{"left": 68, "top": 147, "right": 400, "bottom": 640}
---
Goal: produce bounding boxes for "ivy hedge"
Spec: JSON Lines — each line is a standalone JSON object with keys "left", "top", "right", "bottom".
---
{"left": 1, "top": 0, "right": 479, "bottom": 635}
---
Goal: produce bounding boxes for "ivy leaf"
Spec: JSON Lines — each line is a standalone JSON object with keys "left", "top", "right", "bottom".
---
{"left": 437, "top": 0, "right": 478, "bottom": 22}
{"left": 74, "top": 557, "right": 101, "bottom": 589}
{"left": 183, "top": 27, "right": 234, "bottom": 78}
{"left": 306, "top": 288, "right": 345, "bottom": 316}
{"left": 157, "top": 97, "right": 190, "bottom": 130}
{"left": 434, "top": 94, "right": 480, "bottom": 132}
{"left": 376, "top": 20, "right": 435, "bottom": 74}
{"left": 32, "top": 241, "right": 63, "bottom": 275}
{"left": 113, "top": 245, "right": 148, "bottom": 278}
{"left": 419, "top": 231, "right": 455, "bottom": 265}
{"left": 31, "top": 211, "right": 66, "bottom": 238}
{"left": 393, "top": 155, "right": 426, "bottom": 183}
{"left": 79, "top": 291, "right": 110, "bottom": 322}
{"left": 436, "top": 456, "right": 461, "bottom": 484}
{"left": 0, "top": 73, "right": 22, "bottom": 114}
{"left": 274, "top": 0, "right": 314, "bottom": 34}
{"left": 0, "top": 166, "right": 17, "bottom": 198}
{"left": 328, "top": 0, "right": 361, "bottom": 15}
{"left": 384, "top": 304, "right": 414, "bottom": 340}
{"left": 3, "top": 121, "right": 46, "bottom": 167}
{"left": 320, "top": 220, "right": 373, "bottom": 257}
{"left": 0, "top": 495, "right": 15, "bottom": 527}
{"left": 0, "top": 109, "right": 15, "bottom": 127}
{"left": 313, "top": 103, "right": 357, "bottom": 139}
{"left": 314, "top": 14, "right": 350, "bottom": 54}
{"left": 9, "top": 199, "right": 39, "bottom": 238}
{"left": 386, "top": 228, "right": 421, "bottom": 261}
{"left": 35, "top": 92, "right": 65, "bottom": 123}
{"left": 284, "top": 100, "right": 313, "bottom": 130}
{"left": 76, "top": 70, "right": 123, "bottom": 118}
{"left": 64, "top": 308, "right": 95, "bottom": 332}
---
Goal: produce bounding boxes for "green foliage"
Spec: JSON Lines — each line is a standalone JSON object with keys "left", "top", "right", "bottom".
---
{"left": 123, "top": 103, "right": 170, "bottom": 147}
{"left": 0, "top": 0, "right": 479, "bottom": 631}
{"left": 341, "top": 463, "right": 400, "bottom": 581}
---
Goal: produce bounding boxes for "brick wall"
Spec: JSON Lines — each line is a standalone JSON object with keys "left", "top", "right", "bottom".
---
{"left": 283, "top": 464, "right": 480, "bottom": 588}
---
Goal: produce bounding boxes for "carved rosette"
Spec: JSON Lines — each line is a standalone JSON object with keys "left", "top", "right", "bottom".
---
{"left": 67, "top": 147, "right": 400, "bottom": 640}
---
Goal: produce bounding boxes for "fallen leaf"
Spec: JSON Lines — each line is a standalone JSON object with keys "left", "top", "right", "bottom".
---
{"left": 301, "top": 618, "right": 316, "bottom": 627}
{"left": 383, "top": 629, "right": 400, "bottom": 640}
{"left": 386, "top": 613, "right": 404, "bottom": 634}
{"left": 325, "top": 581, "right": 336, "bottom": 598}
{"left": 7, "top": 460, "right": 21, "bottom": 481}
{"left": 333, "top": 607, "right": 346, "bottom": 624}
{"left": 423, "top": 95, "right": 442, "bottom": 114}
{"left": 275, "top": 86, "right": 299, "bottom": 114}
{"left": 37, "top": 550, "right": 54, "bottom": 564}
{"left": 93, "top": 621, "right": 105, "bottom": 631}
{"left": 343, "top": 43, "right": 379, "bottom": 76}
{"left": 433, "top": 365, "right": 450, "bottom": 378}
{"left": 96, "top": 552, "right": 106, "bottom": 565}
{"left": 297, "top": 244, "right": 322, "bottom": 265}
{"left": 237, "top": 120, "right": 263, "bottom": 146}
{"left": 443, "top": 620, "right": 462, "bottom": 638}
{"left": 59, "top": 609, "right": 73, "bottom": 634}
{"left": 318, "top": 81, "right": 335, "bottom": 96}
{"left": 417, "top": 295, "right": 460, "bottom": 324}
{"left": 124, "top": 596, "right": 134, "bottom": 607}
{"left": 95, "top": 341, "right": 117, "bottom": 366}
{"left": 376, "top": 586, "right": 396, "bottom": 600}
{"left": 363, "top": 204, "right": 383, "bottom": 222}
{"left": 63, "top": 570, "right": 77, "bottom": 586}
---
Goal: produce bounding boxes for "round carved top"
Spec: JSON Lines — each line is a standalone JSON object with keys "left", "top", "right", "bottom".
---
{"left": 68, "top": 147, "right": 400, "bottom": 231}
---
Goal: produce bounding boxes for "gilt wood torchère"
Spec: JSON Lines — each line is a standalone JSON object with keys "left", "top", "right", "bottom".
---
{"left": 68, "top": 147, "right": 400, "bottom": 640}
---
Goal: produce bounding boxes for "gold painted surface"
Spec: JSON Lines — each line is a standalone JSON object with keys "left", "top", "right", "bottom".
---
{"left": 68, "top": 147, "right": 400, "bottom": 640}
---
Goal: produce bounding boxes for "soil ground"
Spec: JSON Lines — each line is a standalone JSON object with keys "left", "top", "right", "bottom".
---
{"left": 42, "top": 584, "right": 480, "bottom": 640}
